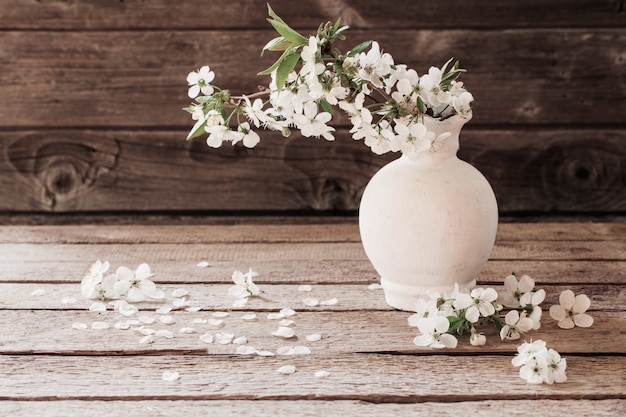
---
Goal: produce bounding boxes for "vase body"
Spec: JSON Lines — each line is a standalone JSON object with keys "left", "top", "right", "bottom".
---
{"left": 359, "top": 115, "right": 498, "bottom": 312}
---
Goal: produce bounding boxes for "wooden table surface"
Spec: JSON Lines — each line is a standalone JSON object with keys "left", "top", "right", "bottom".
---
{"left": 0, "top": 221, "right": 624, "bottom": 416}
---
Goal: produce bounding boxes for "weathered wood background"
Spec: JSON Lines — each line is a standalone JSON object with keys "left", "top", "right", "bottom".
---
{"left": 0, "top": 0, "right": 624, "bottom": 216}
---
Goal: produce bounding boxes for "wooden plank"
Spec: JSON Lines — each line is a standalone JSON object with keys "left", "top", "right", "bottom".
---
{"left": 1, "top": 129, "right": 625, "bottom": 213}
{"left": 0, "top": 240, "right": 622, "bottom": 272}
{"left": 1, "top": 30, "right": 624, "bottom": 127}
{"left": 2, "top": 0, "right": 624, "bottom": 30}
{"left": 0, "top": 354, "right": 624, "bottom": 401}
{"left": 1, "top": 399, "right": 624, "bottom": 417}
{"left": 1, "top": 223, "right": 624, "bottom": 244}
{"left": 1, "top": 283, "right": 623, "bottom": 312}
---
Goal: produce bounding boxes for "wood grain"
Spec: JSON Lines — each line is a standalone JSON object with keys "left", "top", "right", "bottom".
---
{"left": 1, "top": 354, "right": 624, "bottom": 401}
{"left": 2, "top": 0, "right": 625, "bottom": 30}
{"left": 1, "top": 399, "right": 624, "bottom": 417}
{"left": 1, "top": 30, "right": 625, "bottom": 128}
{"left": 1, "top": 129, "right": 624, "bottom": 212}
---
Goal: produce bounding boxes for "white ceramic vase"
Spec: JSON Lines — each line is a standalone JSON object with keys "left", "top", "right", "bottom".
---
{"left": 359, "top": 114, "right": 498, "bottom": 312}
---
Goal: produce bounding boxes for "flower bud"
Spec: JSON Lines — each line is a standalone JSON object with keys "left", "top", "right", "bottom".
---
{"left": 470, "top": 332, "right": 486, "bottom": 346}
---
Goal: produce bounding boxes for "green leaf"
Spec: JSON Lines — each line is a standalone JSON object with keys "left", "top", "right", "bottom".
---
{"left": 257, "top": 45, "right": 300, "bottom": 76}
{"left": 267, "top": 19, "right": 308, "bottom": 45}
{"left": 416, "top": 96, "right": 425, "bottom": 113}
{"left": 274, "top": 51, "right": 301, "bottom": 91}
{"left": 320, "top": 99, "right": 333, "bottom": 114}
{"left": 186, "top": 117, "right": 207, "bottom": 141}
{"left": 347, "top": 40, "right": 372, "bottom": 57}
{"left": 267, "top": 3, "right": 288, "bottom": 26}
{"left": 261, "top": 36, "right": 292, "bottom": 55}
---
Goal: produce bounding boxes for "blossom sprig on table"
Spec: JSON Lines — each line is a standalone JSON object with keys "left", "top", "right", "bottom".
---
{"left": 407, "top": 273, "right": 594, "bottom": 384}
{"left": 80, "top": 260, "right": 164, "bottom": 303}
{"left": 184, "top": 4, "right": 473, "bottom": 161}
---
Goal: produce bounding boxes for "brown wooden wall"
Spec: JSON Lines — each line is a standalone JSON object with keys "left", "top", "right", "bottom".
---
{"left": 1, "top": 0, "right": 624, "bottom": 217}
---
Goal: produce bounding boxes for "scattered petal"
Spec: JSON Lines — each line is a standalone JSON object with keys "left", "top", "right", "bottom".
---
{"left": 160, "top": 315, "right": 176, "bottom": 325}
{"left": 279, "top": 319, "right": 294, "bottom": 327}
{"left": 91, "top": 321, "right": 110, "bottom": 330}
{"left": 292, "top": 346, "right": 311, "bottom": 355}
{"left": 368, "top": 283, "right": 383, "bottom": 290}
{"left": 320, "top": 298, "right": 338, "bottom": 306}
{"left": 306, "top": 333, "right": 322, "bottom": 342}
{"left": 115, "top": 300, "right": 139, "bottom": 317}
{"left": 298, "top": 285, "right": 312, "bottom": 292}
{"left": 215, "top": 332, "right": 234, "bottom": 344}
{"left": 150, "top": 289, "right": 166, "bottom": 300}
{"left": 256, "top": 350, "right": 276, "bottom": 356}
{"left": 199, "top": 333, "right": 214, "bottom": 343}
{"left": 156, "top": 329, "right": 175, "bottom": 339}
{"left": 114, "top": 322, "right": 130, "bottom": 330}
{"left": 277, "top": 365, "right": 296, "bottom": 375}
{"left": 136, "top": 327, "right": 156, "bottom": 336}
{"left": 197, "top": 261, "right": 210, "bottom": 268}
{"left": 212, "top": 311, "right": 230, "bottom": 318}
{"left": 61, "top": 297, "right": 77, "bottom": 304}
{"left": 31, "top": 289, "right": 46, "bottom": 296}
{"left": 267, "top": 313, "right": 284, "bottom": 320}
{"left": 156, "top": 306, "right": 172, "bottom": 315}
{"left": 208, "top": 319, "right": 224, "bottom": 328}
{"left": 172, "top": 297, "right": 189, "bottom": 308}
{"left": 280, "top": 308, "right": 296, "bottom": 317}
{"left": 241, "top": 313, "right": 257, "bottom": 321}
{"left": 276, "top": 346, "right": 294, "bottom": 355}
{"left": 315, "top": 370, "right": 331, "bottom": 378}
{"left": 161, "top": 370, "right": 180, "bottom": 381}
{"left": 138, "top": 315, "right": 155, "bottom": 325}
{"left": 139, "top": 335, "right": 154, "bottom": 344}
{"left": 72, "top": 322, "right": 88, "bottom": 330}
{"left": 272, "top": 326, "right": 296, "bottom": 339}
{"left": 185, "top": 306, "right": 202, "bottom": 312}
{"left": 303, "top": 298, "right": 319, "bottom": 307}
{"left": 89, "top": 302, "right": 107, "bottom": 312}
{"left": 179, "top": 327, "right": 197, "bottom": 334}
{"left": 237, "top": 345, "right": 257, "bottom": 355}
{"left": 172, "top": 288, "right": 189, "bottom": 298}
{"left": 233, "top": 336, "right": 248, "bottom": 345}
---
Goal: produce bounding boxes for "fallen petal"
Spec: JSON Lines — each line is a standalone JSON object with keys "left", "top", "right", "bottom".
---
{"left": 241, "top": 313, "right": 257, "bottom": 321}
{"left": 303, "top": 298, "right": 319, "bottom": 307}
{"left": 292, "top": 346, "right": 311, "bottom": 355}
{"left": 320, "top": 298, "right": 338, "bottom": 306}
{"left": 91, "top": 321, "right": 110, "bottom": 330}
{"left": 156, "top": 330, "right": 175, "bottom": 339}
{"left": 236, "top": 345, "right": 257, "bottom": 355}
{"left": 306, "top": 333, "right": 322, "bottom": 342}
{"left": 160, "top": 315, "right": 176, "bottom": 325}
{"left": 277, "top": 365, "right": 296, "bottom": 375}
{"left": 199, "top": 333, "right": 214, "bottom": 343}
{"left": 315, "top": 370, "right": 330, "bottom": 378}
{"left": 197, "top": 261, "right": 210, "bottom": 268}
{"left": 298, "top": 285, "right": 312, "bottom": 292}
{"left": 72, "top": 322, "right": 88, "bottom": 330}
{"left": 61, "top": 297, "right": 77, "bottom": 304}
{"left": 139, "top": 335, "right": 154, "bottom": 344}
{"left": 179, "top": 327, "right": 197, "bottom": 334}
{"left": 368, "top": 283, "right": 383, "bottom": 290}
{"left": 172, "top": 288, "right": 189, "bottom": 298}
{"left": 89, "top": 302, "right": 107, "bottom": 312}
{"left": 272, "top": 326, "right": 296, "bottom": 338}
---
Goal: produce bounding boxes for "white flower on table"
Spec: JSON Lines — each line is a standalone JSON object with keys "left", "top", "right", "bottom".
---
{"left": 512, "top": 340, "right": 567, "bottom": 384}
{"left": 81, "top": 260, "right": 123, "bottom": 300}
{"left": 113, "top": 263, "right": 158, "bottom": 302}
{"left": 499, "top": 310, "right": 534, "bottom": 340}
{"left": 498, "top": 274, "right": 536, "bottom": 308}
{"left": 187, "top": 65, "right": 215, "bottom": 98}
{"left": 228, "top": 269, "right": 261, "bottom": 299}
{"left": 549, "top": 290, "right": 593, "bottom": 329}
{"left": 453, "top": 287, "right": 498, "bottom": 323}
{"left": 413, "top": 315, "right": 458, "bottom": 349}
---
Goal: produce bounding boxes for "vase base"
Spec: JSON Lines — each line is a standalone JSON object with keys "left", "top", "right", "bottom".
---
{"left": 380, "top": 277, "right": 477, "bottom": 312}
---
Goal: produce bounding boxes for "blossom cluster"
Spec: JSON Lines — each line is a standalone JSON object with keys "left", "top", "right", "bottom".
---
{"left": 407, "top": 273, "right": 593, "bottom": 384}
{"left": 512, "top": 340, "right": 567, "bottom": 384}
{"left": 80, "top": 260, "right": 162, "bottom": 303}
{"left": 184, "top": 5, "right": 473, "bottom": 161}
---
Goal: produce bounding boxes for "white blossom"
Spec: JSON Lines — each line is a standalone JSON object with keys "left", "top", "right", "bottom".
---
{"left": 549, "top": 290, "right": 593, "bottom": 329}
{"left": 187, "top": 66, "right": 215, "bottom": 98}
{"left": 228, "top": 269, "right": 261, "bottom": 299}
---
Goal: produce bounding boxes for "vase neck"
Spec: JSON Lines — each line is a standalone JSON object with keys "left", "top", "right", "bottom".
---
{"left": 403, "top": 114, "right": 470, "bottom": 164}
